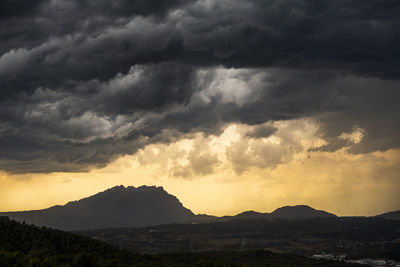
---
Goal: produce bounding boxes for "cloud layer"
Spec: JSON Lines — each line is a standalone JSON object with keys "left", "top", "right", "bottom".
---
{"left": 0, "top": 0, "right": 399, "bottom": 173}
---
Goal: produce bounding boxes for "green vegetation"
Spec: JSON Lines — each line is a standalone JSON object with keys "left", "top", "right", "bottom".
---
{"left": 0, "top": 216, "right": 360, "bottom": 266}
{"left": 0, "top": 216, "right": 133, "bottom": 266}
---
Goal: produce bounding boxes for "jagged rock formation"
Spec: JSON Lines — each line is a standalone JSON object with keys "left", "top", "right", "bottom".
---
{"left": 1, "top": 185, "right": 196, "bottom": 230}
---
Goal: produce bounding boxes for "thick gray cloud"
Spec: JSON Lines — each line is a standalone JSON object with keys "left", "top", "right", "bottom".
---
{"left": 246, "top": 125, "right": 278, "bottom": 139}
{"left": 0, "top": 0, "right": 399, "bottom": 173}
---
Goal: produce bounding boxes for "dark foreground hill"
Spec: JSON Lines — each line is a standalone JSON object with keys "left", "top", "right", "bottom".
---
{"left": 0, "top": 216, "right": 133, "bottom": 266}
{"left": 0, "top": 186, "right": 196, "bottom": 231}
{"left": 0, "top": 185, "right": 338, "bottom": 231}
{"left": 0, "top": 217, "right": 359, "bottom": 267}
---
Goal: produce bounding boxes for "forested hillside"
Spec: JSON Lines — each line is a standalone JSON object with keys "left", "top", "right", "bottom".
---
{"left": 0, "top": 216, "right": 360, "bottom": 266}
{"left": 0, "top": 216, "right": 133, "bottom": 266}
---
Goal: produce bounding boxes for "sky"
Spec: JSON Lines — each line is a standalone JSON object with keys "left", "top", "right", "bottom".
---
{"left": 0, "top": 0, "right": 399, "bottom": 216}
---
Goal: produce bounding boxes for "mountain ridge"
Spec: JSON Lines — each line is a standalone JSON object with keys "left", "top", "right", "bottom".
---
{"left": 1, "top": 185, "right": 397, "bottom": 231}
{"left": 1, "top": 185, "right": 195, "bottom": 231}
{"left": 377, "top": 210, "right": 400, "bottom": 220}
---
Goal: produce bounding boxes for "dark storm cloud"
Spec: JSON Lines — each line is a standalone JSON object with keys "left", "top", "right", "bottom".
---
{"left": 97, "top": 63, "right": 196, "bottom": 114}
{"left": 246, "top": 125, "right": 278, "bottom": 139}
{"left": 176, "top": 0, "right": 400, "bottom": 77}
{"left": 0, "top": 133, "right": 140, "bottom": 173}
{"left": 0, "top": 0, "right": 399, "bottom": 173}
{"left": 0, "top": 0, "right": 45, "bottom": 20}
{"left": 0, "top": 0, "right": 191, "bottom": 57}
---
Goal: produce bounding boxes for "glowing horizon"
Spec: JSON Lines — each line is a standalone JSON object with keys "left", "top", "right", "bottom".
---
{"left": 1, "top": 120, "right": 399, "bottom": 217}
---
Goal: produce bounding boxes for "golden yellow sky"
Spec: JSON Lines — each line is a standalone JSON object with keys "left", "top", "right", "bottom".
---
{"left": 1, "top": 118, "right": 399, "bottom": 216}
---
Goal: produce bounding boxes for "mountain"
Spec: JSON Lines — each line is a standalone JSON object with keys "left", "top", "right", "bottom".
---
{"left": 270, "top": 205, "right": 337, "bottom": 219}
{"left": 218, "top": 206, "right": 336, "bottom": 222}
{"left": 0, "top": 185, "right": 196, "bottom": 231}
{"left": 218, "top": 210, "right": 271, "bottom": 222}
{"left": 233, "top": 210, "right": 272, "bottom": 220}
{"left": 377, "top": 210, "right": 400, "bottom": 220}
{"left": 1, "top": 185, "right": 338, "bottom": 231}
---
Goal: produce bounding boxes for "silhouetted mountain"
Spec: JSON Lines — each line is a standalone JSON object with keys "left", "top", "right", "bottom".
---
{"left": 1, "top": 186, "right": 342, "bottom": 231}
{"left": 218, "top": 206, "right": 336, "bottom": 222}
{"left": 235, "top": 210, "right": 271, "bottom": 219}
{"left": 377, "top": 210, "right": 400, "bottom": 220}
{"left": 218, "top": 210, "right": 271, "bottom": 222}
{"left": 0, "top": 185, "right": 196, "bottom": 231}
{"left": 270, "top": 205, "right": 337, "bottom": 219}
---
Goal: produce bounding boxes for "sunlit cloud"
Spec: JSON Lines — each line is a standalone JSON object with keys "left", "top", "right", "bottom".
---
{"left": 1, "top": 118, "right": 399, "bottom": 216}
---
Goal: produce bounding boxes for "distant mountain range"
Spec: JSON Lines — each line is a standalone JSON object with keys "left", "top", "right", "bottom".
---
{"left": 0, "top": 185, "right": 397, "bottom": 231}
{"left": 377, "top": 210, "right": 400, "bottom": 220}
{"left": 219, "top": 205, "right": 336, "bottom": 221}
